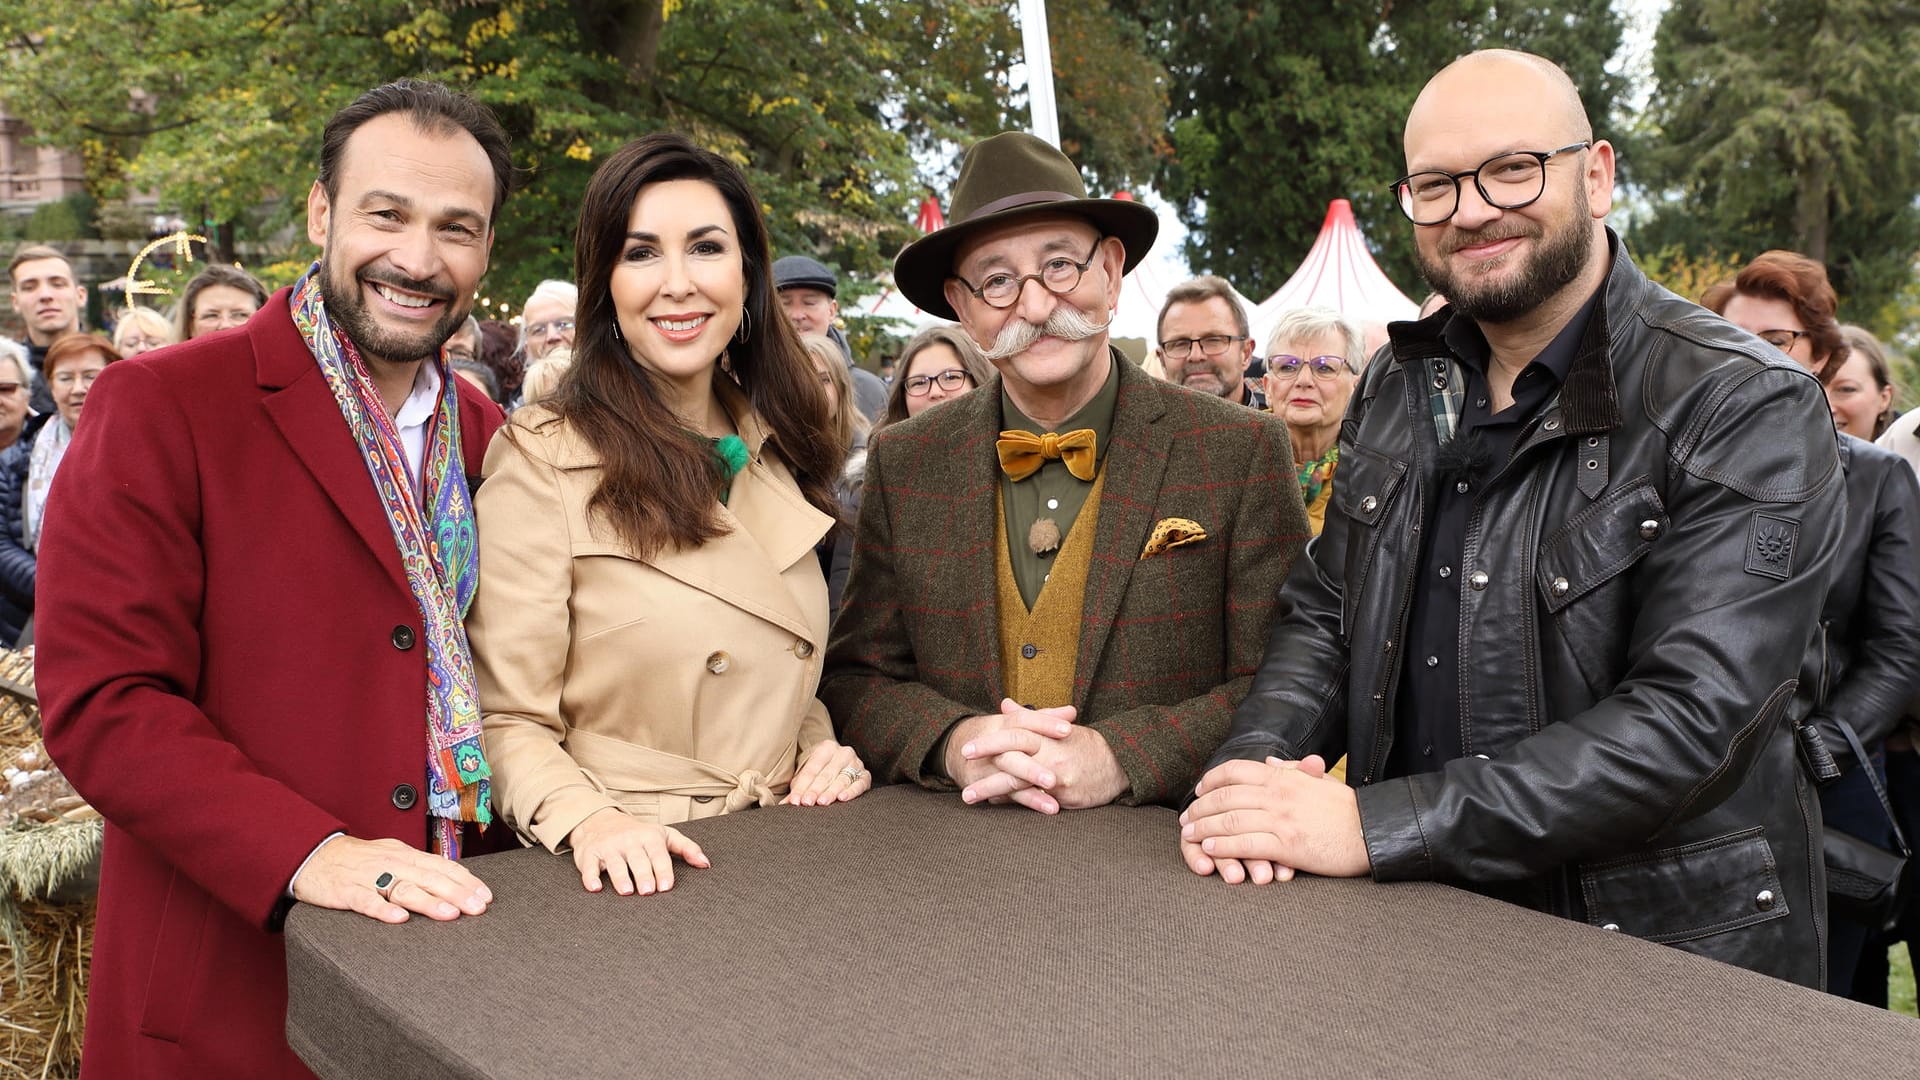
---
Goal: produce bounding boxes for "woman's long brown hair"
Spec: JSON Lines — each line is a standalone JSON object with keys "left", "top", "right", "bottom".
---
{"left": 542, "top": 132, "right": 844, "bottom": 557}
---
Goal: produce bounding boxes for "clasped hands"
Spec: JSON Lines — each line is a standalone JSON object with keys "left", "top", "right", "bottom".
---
{"left": 944, "top": 698, "right": 1129, "bottom": 814}
{"left": 1178, "top": 755, "right": 1371, "bottom": 884}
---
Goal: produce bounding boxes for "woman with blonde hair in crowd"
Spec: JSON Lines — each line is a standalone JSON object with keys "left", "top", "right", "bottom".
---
{"left": 468, "top": 132, "right": 868, "bottom": 900}
{"left": 1705, "top": 251, "right": 1920, "bottom": 1003}
{"left": 517, "top": 346, "right": 574, "bottom": 406}
{"left": 1831, "top": 325, "right": 1897, "bottom": 442}
{"left": 112, "top": 306, "right": 177, "bottom": 358}
{"left": 801, "top": 333, "right": 869, "bottom": 614}
{"left": 875, "top": 324, "right": 993, "bottom": 431}
{"left": 1262, "top": 307, "right": 1365, "bottom": 535}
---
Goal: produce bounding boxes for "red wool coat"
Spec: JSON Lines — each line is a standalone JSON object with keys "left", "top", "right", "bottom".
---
{"left": 37, "top": 290, "right": 505, "bottom": 1079}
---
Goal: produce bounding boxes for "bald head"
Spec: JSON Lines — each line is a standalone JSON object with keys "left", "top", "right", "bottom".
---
{"left": 1406, "top": 50, "right": 1591, "bottom": 164}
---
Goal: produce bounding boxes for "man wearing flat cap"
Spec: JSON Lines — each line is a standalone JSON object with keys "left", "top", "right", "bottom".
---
{"left": 820, "top": 133, "right": 1309, "bottom": 812}
{"left": 773, "top": 253, "right": 887, "bottom": 421}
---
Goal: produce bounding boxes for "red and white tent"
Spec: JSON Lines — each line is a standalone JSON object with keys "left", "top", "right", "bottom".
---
{"left": 1250, "top": 199, "right": 1418, "bottom": 347}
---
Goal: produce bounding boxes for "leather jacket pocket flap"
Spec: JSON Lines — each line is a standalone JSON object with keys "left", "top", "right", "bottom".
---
{"left": 1332, "top": 443, "right": 1407, "bottom": 528}
{"left": 1578, "top": 827, "right": 1787, "bottom": 944}
{"left": 1537, "top": 479, "right": 1666, "bottom": 613}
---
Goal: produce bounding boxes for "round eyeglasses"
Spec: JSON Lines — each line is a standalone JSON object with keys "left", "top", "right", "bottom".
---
{"left": 951, "top": 239, "right": 1102, "bottom": 309}
{"left": 1390, "top": 142, "right": 1589, "bottom": 226}
{"left": 903, "top": 368, "right": 970, "bottom": 396}
{"left": 1266, "top": 354, "right": 1352, "bottom": 380}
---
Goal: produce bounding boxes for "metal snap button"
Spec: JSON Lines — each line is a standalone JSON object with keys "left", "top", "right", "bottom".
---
{"left": 1543, "top": 419, "right": 1560, "bottom": 432}
{"left": 1360, "top": 495, "right": 1379, "bottom": 514}
{"left": 706, "top": 651, "right": 730, "bottom": 674}
{"left": 1425, "top": 655, "right": 1439, "bottom": 667}
{"left": 1756, "top": 889, "right": 1775, "bottom": 911}
{"left": 1468, "top": 570, "right": 1489, "bottom": 590}
{"left": 1550, "top": 576, "right": 1570, "bottom": 598}
{"left": 1639, "top": 519, "right": 1662, "bottom": 541}
{"left": 1600, "top": 922, "right": 1621, "bottom": 932}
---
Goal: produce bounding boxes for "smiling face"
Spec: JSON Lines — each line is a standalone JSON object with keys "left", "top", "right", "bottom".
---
{"left": 903, "top": 342, "right": 975, "bottom": 418}
{"left": 1822, "top": 350, "right": 1892, "bottom": 441}
{"left": 609, "top": 178, "right": 746, "bottom": 394}
{"left": 49, "top": 346, "right": 109, "bottom": 428}
{"left": 9, "top": 257, "right": 85, "bottom": 346}
{"left": 306, "top": 111, "right": 494, "bottom": 366}
{"left": 943, "top": 213, "right": 1122, "bottom": 399}
{"left": 1402, "top": 54, "right": 1612, "bottom": 326}
{"left": 1156, "top": 296, "right": 1251, "bottom": 399}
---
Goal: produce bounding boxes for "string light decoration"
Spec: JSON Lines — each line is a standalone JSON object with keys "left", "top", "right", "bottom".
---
{"left": 120, "top": 231, "right": 214, "bottom": 317}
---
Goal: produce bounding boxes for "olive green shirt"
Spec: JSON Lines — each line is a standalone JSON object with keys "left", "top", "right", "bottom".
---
{"left": 1000, "top": 354, "right": 1120, "bottom": 609}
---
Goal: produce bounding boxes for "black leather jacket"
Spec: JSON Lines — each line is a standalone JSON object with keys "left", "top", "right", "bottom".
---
{"left": 1798, "top": 433, "right": 1920, "bottom": 772}
{"left": 1210, "top": 235, "right": 1843, "bottom": 988}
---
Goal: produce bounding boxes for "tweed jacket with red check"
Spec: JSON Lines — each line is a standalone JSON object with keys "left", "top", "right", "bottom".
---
{"left": 821, "top": 353, "right": 1310, "bottom": 805}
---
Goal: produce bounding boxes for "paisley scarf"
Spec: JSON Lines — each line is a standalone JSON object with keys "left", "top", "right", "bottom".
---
{"left": 1297, "top": 444, "right": 1339, "bottom": 512}
{"left": 289, "top": 265, "right": 490, "bottom": 858}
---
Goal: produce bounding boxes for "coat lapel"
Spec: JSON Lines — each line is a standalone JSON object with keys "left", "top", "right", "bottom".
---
{"left": 252, "top": 291, "right": 411, "bottom": 595}
{"left": 1075, "top": 356, "right": 1172, "bottom": 700}
{"left": 907, "top": 378, "right": 1008, "bottom": 704}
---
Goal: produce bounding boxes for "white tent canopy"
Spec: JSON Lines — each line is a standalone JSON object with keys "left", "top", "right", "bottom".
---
{"left": 1251, "top": 199, "right": 1419, "bottom": 345}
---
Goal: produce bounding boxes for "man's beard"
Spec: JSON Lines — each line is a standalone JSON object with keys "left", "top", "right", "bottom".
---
{"left": 1415, "top": 207, "right": 1590, "bottom": 325}
{"left": 317, "top": 255, "right": 462, "bottom": 365}
{"left": 982, "top": 303, "right": 1109, "bottom": 362}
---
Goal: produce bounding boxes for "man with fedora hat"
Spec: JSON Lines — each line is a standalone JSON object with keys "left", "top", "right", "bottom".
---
{"left": 820, "top": 132, "right": 1309, "bottom": 812}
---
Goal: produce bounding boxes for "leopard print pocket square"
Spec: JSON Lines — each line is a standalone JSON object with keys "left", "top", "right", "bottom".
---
{"left": 1141, "top": 517, "right": 1208, "bottom": 559}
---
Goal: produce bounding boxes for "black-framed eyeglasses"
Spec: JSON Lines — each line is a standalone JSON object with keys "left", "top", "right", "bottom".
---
{"left": 1160, "top": 334, "right": 1245, "bottom": 361}
{"left": 1266, "top": 354, "right": 1353, "bottom": 380}
{"left": 1390, "top": 142, "right": 1590, "bottom": 225}
{"left": 1756, "top": 328, "right": 1809, "bottom": 351}
{"left": 903, "top": 368, "right": 970, "bottom": 396}
{"left": 952, "top": 238, "right": 1103, "bottom": 309}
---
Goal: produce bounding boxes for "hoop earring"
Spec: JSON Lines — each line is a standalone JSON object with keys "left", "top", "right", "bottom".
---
{"left": 735, "top": 305, "right": 751, "bottom": 344}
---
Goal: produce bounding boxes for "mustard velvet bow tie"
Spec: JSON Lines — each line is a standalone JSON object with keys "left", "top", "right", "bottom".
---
{"left": 996, "top": 428, "right": 1098, "bottom": 482}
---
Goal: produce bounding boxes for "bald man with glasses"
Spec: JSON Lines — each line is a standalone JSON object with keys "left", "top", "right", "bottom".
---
{"left": 1182, "top": 49, "right": 1842, "bottom": 989}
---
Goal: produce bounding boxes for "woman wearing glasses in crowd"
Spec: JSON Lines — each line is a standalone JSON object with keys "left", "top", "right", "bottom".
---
{"left": 874, "top": 324, "right": 993, "bottom": 430}
{"left": 1262, "top": 307, "right": 1365, "bottom": 535}
{"left": 176, "top": 264, "right": 268, "bottom": 341}
{"left": 467, "top": 133, "right": 870, "bottom": 900}
{"left": 1704, "top": 251, "right": 1920, "bottom": 1003}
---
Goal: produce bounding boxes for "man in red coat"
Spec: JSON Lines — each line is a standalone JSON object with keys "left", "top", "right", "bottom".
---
{"left": 37, "top": 81, "right": 515, "bottom": 1078}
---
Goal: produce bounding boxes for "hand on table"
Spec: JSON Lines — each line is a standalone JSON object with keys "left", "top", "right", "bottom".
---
{"left": 565, "top": 807, "right": 709, "bottom": 896}
{"left": 1178, "top": 755, "right": 1369, "bottom": 883}
{"left": 782, "top": 740, "right": 873, "bottom": 806}
{"left": 947, "top": 699, "right": 1130, "bottom": 814}
{"left": 291, "top": 835, "right": 492, "bottom": 924}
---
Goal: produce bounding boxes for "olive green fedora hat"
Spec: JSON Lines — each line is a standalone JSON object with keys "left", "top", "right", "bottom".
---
{"left": 893, "top": 132, "right": 1159, "bottom": 321}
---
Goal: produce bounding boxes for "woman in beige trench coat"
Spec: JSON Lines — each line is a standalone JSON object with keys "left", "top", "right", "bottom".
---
{"left": 468, "top": 133, "right": 870, "bottom": 898}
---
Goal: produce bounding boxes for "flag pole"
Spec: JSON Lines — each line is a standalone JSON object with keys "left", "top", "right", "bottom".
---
{"left": 1017, "top": 0, "right": 1060, "bottom": 148}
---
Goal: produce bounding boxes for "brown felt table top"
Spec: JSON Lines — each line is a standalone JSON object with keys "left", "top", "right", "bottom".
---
{"left": 285, "top": 785, "right": 1920, "bottom": 1078}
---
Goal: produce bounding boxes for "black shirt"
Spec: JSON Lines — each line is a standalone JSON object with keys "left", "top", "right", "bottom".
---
{"left": 1390, "top": 289, "right": 1601, "bottom": 778}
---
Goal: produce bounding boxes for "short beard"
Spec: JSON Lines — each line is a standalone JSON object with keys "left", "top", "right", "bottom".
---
{"left": 1416, "top": 211, "right": 1590, "bottom": 326}
{"left": 982, "top": 303, "right": 1109, "bottom": 362}
{"left": 316, "top": 254, "right": 462, "bottom": 366}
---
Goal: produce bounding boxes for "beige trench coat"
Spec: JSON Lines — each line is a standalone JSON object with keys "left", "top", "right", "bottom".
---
{"left": 469, "top": 395, "right": 835, "bottom": 851}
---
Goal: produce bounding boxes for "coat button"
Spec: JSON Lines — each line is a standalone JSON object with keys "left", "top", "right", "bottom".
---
{"left": 1468, "top": 570, "right": 1489, "bottom": 590}
{"left": 1020, "top": 643, "right": 1038, "bottom": 660}
{"left": 1359, "top": 495, "right": 1378, "bottom": 514}
{"left": 1600, "top": 922, "right": 1621, "bottom": 932}
{"left": 795, "top": 640, "right": 815, "bottom": 659}
{"left": 391, "top": 783, "right": 418, "bottom": 810}
{"left": 706, "top": 651, "right": 730, "bottom": 674}
{"left": 692, "top": 795, "right": 716, "bottom": 804}
{"left": 1755, "top": 889, "right": 1775, "bottom": 911}
{"left": 1639, "top": 519, "right": 1662, "bottom": 541}
{"left": 390, "top": 625, "right": 416, "bottom": 650}
{"left": 1543, "top": 419, "right": 1560, "bottom": 432}
{"left": 1550, "top": 576, "right": 1570, "bottom": 598}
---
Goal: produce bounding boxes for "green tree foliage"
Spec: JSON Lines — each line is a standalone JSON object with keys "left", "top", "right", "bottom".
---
{"left": 1112, "top": 0, "right": 1628, "bottom": 300}
{"left": 0, "top": 1, "right": 1165, "bottom": 308}
{"left": 1635, "top": 0, "right": 1920, "bottom": 329}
